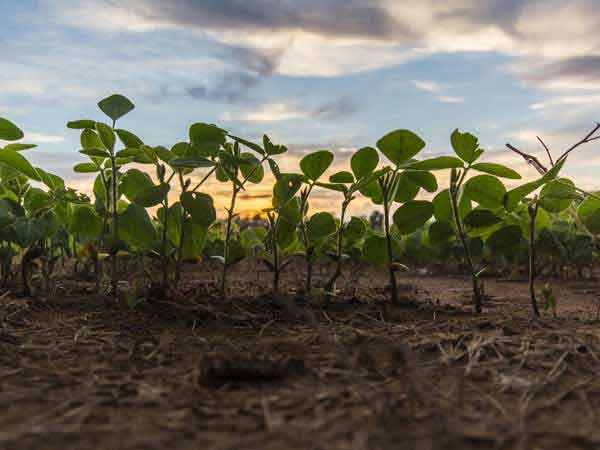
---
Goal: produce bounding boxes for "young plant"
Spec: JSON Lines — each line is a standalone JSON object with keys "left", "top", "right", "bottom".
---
{"left": 439, "top": 129, "right": 524, "bottom": 313}
{"left": 68, "top": 94, "right": 136, "bottom": 299}
{"left": 362, "top": 130, "right": 444, "bottom": 305}
{"left": 262, "top": 184, "right": 304, "bottom": 298}
{"left": 295, "top": 150, "right": 334, "bottom": 295}
{"left": 318, "top": 147, "right": 386, "bottom": 302}
{"left": 505, "top": 125, "right": 600, "bottom": 318}
{"left": 217, "top": 134, "right": 287, "bottom": 297}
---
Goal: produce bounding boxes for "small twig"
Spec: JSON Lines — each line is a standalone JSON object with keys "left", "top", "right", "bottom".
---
{"left": 556, "top": 122, "right": 600, "bottom": 164}
{"left": 536, "top": 136, "right": 554, "bottom": 166}
{"left": 505, "top": 143, "right": 548, "bottom": 175}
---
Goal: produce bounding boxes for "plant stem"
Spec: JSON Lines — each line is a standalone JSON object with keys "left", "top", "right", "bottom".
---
{"left": 325, "top": 197, "right": 349, "bottom": 304}
{"left": 299, "top": 184, "right": 314, "bottom": 295}
{"left": 528, "top": 202, "right": 541, "bottom": 319}
{"left": 382, "top": 191, "right": 399, "bottom": 305}
{"left": 161, "top": 196, "right": 170, "bottom": 290}
{"left": 109, "top": 119, "right": 119, "bottom": 300}
{"left": 220, "top": 184, "right": 238, "bottom": 297}
{"left": 175, "top": 171, "right": 186, "bottom": 283}
{"left": 450, "top": 186, "right": 482, "bottom": 313}
{"left": 272, "top": 217, "right": 280, "bottom": 298}
{"left": 110, "top": 154, "right": 118, "bottom": 300}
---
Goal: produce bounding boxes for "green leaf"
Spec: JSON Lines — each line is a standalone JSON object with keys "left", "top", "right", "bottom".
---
{"left": 229, "top": 135, "right": 264, "bottom": 155}
{"left": 239, "top": 152, "right": 264, "bottom": 184}
{"left": 273, "top": 175, "right": 303, "bottom": 209}
{"left": 0, "top": 118, "right": 24, "bottom": 141}
{"left": 24, "top": 187, "right": 53, "bottom": 212}
{"left": 80, "top": 129, "right": 104, "bottom": 149}
{"left": 405, "top": 170, "right": 437, "bottom": 193}
{"left": 451, "top": 129, "right": 483, "bottom": 163}
{"left": 189, "top": 123, "right": 226, "bottom": 156}
{"left": 362, "top": 235, "right": 388, "bottom": 267}
{"left": 539, "top": 178, "right": 577, "bottom": 213}
{"left": 276, "top": 217, "right": 297, "bottom": 249}
{"left": 300, "top": 150, "right": 334, "bottom": 181}
{"left": 182, "top": 221, "right": 208, "bottom": 260}
{"left": 329, "top": 171, "right": 354, "bottom": 184}
{"left": 154, "top": 146, "right": 174, "bottom": 163}
{"left": 279, "top": 197, "right": 301, "bottom": 224}
{"left": 70, "top": 205, "right": 103, "bottom": 239}
{"left": 181, "top": 192, "right": 216, "bottom": 227}
{"left": 578, "top": 194, "right": 600, "bottom": 235}
{"left": 393, "top": 200, "right": 434, "bottom": 235}
{"left": 314, "top": 182, "right": 348, "bottom": 193}
{"left": 116, "top": 148, "right": 142, "bottom": 158}
{"left": 0, "top": 149, "right": 40, "bottom": 181}
{"left": 73, "top": 162, "right": 100, "bottom": 173}
{"left": 487, "top": 225, "right": 523, "bottom": 255}
{"left": 132, "top": 183, "right": 170, "bottom": 208}
{"left": 95, "top": 122, "right": 115, "bottom": 151}
{"left": 119, "top": 203, "right": 156, "bottom": 250}
{"left": 393, "top": 173, "right": 420, "bottom": 203}
{"left": 471, "top": 162, "right": 521, "bottom": 179}
{"left": 36, "top": 168, "right": 64, "bottom": 190}
{"left": 67, "top": 120, "right": 96, "bottom": 129}
{"left": 171, "top": 142, "right": 190, "bottom": 157}
{"left": 307, "top": 212, "right": 337, "bottom": 240}
{"left": 3, "top": 143, "right": 36, "bottom": 152}
{"left": 464, "top": 175, "right": 506, "bottom": 208}
{"left": 407, "top": 156, "right": 463, "bottom": 171}
{"left": 169, "top": 155, "right": 215, "bottom": 169}
{"left": 263, "top": 135, "right": 287, "bottom": 155}
{"left": 428, "top": 221, "right": 454, "bottom": 245}
{"left": 345, "top": 216, "right": 367, "bottom": 241}
{"left": 504, "top": 180, "right": 542, "bottom": 212}
{"left": 79, "top": 148, "right": 111, "bottom": 158}
{"left": 351, "top": 146, "right": 379, "bottom": 179}
{"left": 115, "top": 129, "right": 143, "bottom": 147}
{"left": 120, "top": 169, "right": 154, "bottom": 201}
{"left": 463, "top": 209, "right": 502, "bottom": 230}
{"left": 98, "top": 94, "right": 135, "bottom": 122}
{"left": 376, "top": 129, "right": 425, "bottom": 166}
{"left": 433, "top": 189, "right": 471, "bottom": 222}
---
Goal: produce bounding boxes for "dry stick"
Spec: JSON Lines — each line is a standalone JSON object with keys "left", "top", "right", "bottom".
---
{"left": 537, "top": 136, "right": 554, "bottom": 167}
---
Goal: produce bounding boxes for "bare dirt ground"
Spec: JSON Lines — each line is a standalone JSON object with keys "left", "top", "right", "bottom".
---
{"left": 2, "top": 261, "right": 600, "bottom": 450}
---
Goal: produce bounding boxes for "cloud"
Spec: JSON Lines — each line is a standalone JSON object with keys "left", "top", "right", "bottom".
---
{"left": 311, "top": 97, "right": 357, "bottom": 120}
{"left": 185, "top": 45, "right": 286, "bottom": 103}
{"left": 113, "top": 0, "right": 406, "bottom": 40}
{"left": 219, "top": 96, "right": 357, "bottom": 123}
{"left": 412, "top": 80, "right": 442, "bottom": 93}
{"left": 412, "top": 80, "right": 463, "bottom": 103}
{"left": 25, "top": 132, "right": 67, "bottom": 144}
{"left": 437, "top": 95, "right": 464, "bottom": 104}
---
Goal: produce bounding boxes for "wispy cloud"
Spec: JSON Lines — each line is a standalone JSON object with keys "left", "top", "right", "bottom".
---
{"left": 412, "top": 80, "right": 442, "bottom": 93}
{"left": 25, "top": 133, "right": 67, "bottom": 144}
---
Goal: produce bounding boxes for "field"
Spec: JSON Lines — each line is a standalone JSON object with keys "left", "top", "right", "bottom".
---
{"left": 3, "top": 95, "right": 600, "bottom": 450}
{"left": 2, "top": 262, "right": 600, "bottom": 450}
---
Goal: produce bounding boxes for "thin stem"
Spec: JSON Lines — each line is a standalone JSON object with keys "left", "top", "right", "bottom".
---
{"left": 382, "top": 191, "right": 398, "bottom": 305}
{"left": 537, "top": 136, "right": 554, "bottom": 167}
{"left": 191, "top": 166, "right": 217, "bottom": 193}
{"left": 220, "top": 184, "right": 238, "bottom": 298}
{"left": 528, "top": 201, "right": 541, "bottom": 319}
{"left": 556, "top": 123, "right": 600, "bottom": 164}
{"left": 324, "top": 197, "right": 349, "bottom": 304}
{"left": 450, "top": 180, "right": 482, "bottom": 313}
{"left": 299, "top": 183, "right": 315, "bottom": 295}
{"left": 175, "top": 171, "right": 186, "bottom": 283}
{"left": 160, "top": 195, "right": 170, "bottom": 290}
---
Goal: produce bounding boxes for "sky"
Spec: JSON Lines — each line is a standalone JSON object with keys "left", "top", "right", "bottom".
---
{"left": 2, "top": 0, "right": 600, "bottom": 216}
